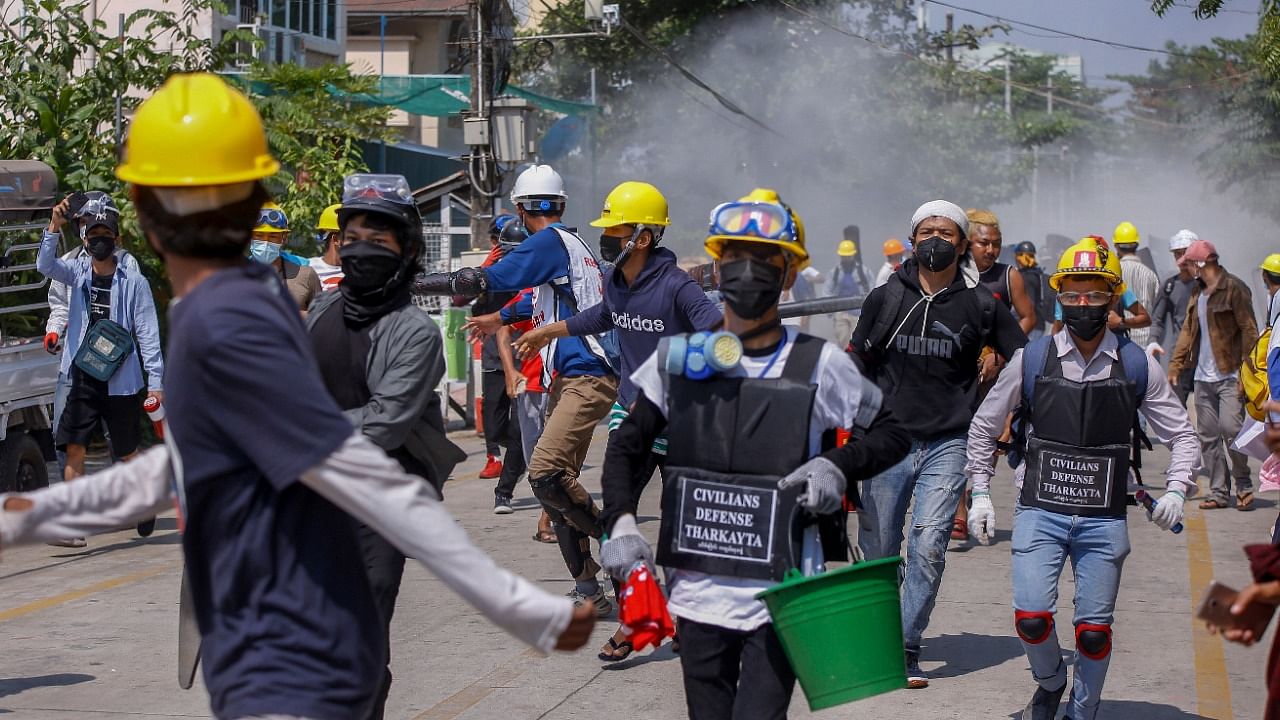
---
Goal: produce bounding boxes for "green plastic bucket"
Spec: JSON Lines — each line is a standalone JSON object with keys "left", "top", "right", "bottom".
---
{"left": 442, "top": 308, "right": 470, "bottom": 382}
{"left": 755, "top": 556, "right": 906, "bottom": 710}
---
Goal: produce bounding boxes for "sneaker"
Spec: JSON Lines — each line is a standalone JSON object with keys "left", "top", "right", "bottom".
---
{"left": 1021, "top": 682, "right": 1067, "bottom": 720}
{"left": 905, "top": 650, "right": 928, "bottom": 689}
{"left": 48, "top": 537, "right": 87, "bottom": 548}
{"left": 493, "top": 496, "right": 514, "bottom": 515}
{"left": 137, "top": 517, "right": 156, "bottom": 537}
{"left": 567, "top": 587, "right": 614, "bottom": 617}
{"left": 478, "top": 455, "right": 503, "bottom": 480}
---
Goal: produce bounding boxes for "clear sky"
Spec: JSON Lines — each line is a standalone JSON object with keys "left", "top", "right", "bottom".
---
{"left": 921, "top": 0, "right": 1259, "bottom": 87}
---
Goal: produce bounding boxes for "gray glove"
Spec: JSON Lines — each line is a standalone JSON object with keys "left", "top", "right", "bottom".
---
{"left": 600, "top": 514, "right": 653, "bottom": 581}
{"left": 778, "top": 456, "right": 846, "bottom": 514}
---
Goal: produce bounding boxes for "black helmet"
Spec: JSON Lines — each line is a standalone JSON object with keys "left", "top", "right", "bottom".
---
{"left": 497, "top": 220, "right": 529, "bottom": 258}
{"left": 69, "top": 190, "right": 120, "bottom": 237}
{"left": 1014, "top": 241, "right": 1036, "bottom": 255}
{"left": 337, "top": 174, "right": 423, "bottom": 263}
{"left": 489, "top": 213, "right": 516, "bottom": 239}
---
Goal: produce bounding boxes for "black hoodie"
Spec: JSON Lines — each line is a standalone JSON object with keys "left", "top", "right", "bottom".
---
{"left": 850, "top": 258, "right": 1026, "bottom": 440}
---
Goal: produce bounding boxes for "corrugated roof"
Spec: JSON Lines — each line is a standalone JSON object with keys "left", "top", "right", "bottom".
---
{"left": 347, "top": 0, "right": 465, "bottom": 15}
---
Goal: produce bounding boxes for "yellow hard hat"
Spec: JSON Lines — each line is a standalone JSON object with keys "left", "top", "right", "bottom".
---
{"left": 1261, "top": 254, "right": 1280, "bottom": 275}
{"left": 1113, "top": 221, "right": 1140, "bottom": 247}
{"left": 704, "top": 188, "right": 809, "bottom": 265}
{"left": 837, "top": 240, "right": 857, "bottom": 257}
{"left": 1050, "top": 237, "right": 1125, "bottom": 292}
{"left": 317, "top": 203, "right": 341, "bottom": 232}
{"left": 254, "top": 201, "right": 289, "bottom": 234}
{"left": 116, "top": 72, "right": 280, "bottom": 187}
{"left": 589, "top": 181, "right": 670, "bottom": 228}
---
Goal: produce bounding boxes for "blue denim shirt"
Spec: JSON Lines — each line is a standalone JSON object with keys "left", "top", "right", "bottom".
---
{"left": 37, "top": 231, "right": 164, "bottom": 394}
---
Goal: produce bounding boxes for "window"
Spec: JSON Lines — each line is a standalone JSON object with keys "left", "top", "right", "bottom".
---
{"left": 326, "top": 0, "right": 336, "bottom": 39}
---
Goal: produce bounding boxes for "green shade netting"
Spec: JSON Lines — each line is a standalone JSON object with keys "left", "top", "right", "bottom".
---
{"left": 331, "top": 75, "right": 597, "bottom": 117}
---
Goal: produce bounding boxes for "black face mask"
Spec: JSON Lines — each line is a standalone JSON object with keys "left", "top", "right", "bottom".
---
{"left": 1060, "top": 303, "right": 1111, "bottom": 341}
{"left": 599, "top": 234, "right": 625, "bottom": 263}
{"left": 338, "top": 242, "right": 411, "bottom": 324}
{"left": 914, "top": 235, "right": 957, "bottom": 273}
{"left": 87, "top": 235, "right": 115, "bottom": 261}
{"left": 719, "top": 257, "right": 784, "bottom": 320}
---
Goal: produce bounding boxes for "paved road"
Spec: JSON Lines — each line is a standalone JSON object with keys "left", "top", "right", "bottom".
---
{"left": 0, "top": 428, "right": 1272, "bottom": 719}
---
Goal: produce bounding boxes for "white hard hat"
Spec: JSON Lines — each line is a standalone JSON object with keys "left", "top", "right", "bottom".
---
{"left": 1169, "top": 229, "right": 1198, "bottom": 252}
{"left": 510, "top": 164, "right": 567, "bottom": 203}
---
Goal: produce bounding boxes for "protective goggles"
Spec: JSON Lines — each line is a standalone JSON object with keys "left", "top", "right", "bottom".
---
{"left": 343, "top": 173, "right": 414, "bottom": 206}
{"left": 1057, "top": 290, "right": 1113, "bottom": 307}
{"left": 708, "top": 201, "right": 795, "bottom": 242}
{"left": 256, "top": 207, "right": 288, "bottom": 231}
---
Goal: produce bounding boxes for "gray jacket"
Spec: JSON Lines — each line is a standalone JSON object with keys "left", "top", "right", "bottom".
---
{"left": 306, "top": 291, "right": 465, "bottom": 489}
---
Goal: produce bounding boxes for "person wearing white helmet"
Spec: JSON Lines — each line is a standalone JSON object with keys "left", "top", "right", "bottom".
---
{"left": 1150, "top": 229, "right": 1200, "bottom": 405}
{"left": 419, "top": 164, "right": 621, "bottom": 614}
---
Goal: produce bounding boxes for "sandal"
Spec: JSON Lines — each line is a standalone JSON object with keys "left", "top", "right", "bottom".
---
{"left": 1199, "top": 498, "right": 1229, "bottom": 510}
{"left": 950, "top": 517, "right": 968, "bottom": 541}
{"left": 532, "top": 529, "right": 557, "bottom": 544}
{"left": 1237, "top": 492, "right": 1256, "bottom": 512}
{"left": 598, "top": 633, "right": 634, "bottom": 662}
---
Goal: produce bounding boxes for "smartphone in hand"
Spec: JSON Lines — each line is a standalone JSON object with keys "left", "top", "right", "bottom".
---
{"left": 1197, "top": 580, "right": 1277, "bottom": 637}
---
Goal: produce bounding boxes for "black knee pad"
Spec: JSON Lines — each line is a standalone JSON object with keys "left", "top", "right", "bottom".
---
{"left": 554, "top": 522, "right": 588, "bottom": 578}
{"left": 1015, "top": 610, "right": 1054, "bottom": 644}
{"left": 529, "top": 471, "right": 602, "bottom": 538}
{"left": 1075, "top": 623, "right": 1112, "bottom": 660}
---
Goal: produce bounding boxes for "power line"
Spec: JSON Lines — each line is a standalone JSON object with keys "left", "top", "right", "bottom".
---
{"left": 923, "top": 0, "right": 1202, "bottom": 59}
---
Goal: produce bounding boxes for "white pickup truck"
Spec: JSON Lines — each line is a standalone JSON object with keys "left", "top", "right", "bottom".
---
{"left": 0, "top": 160, "right": 64, "bottom": 493}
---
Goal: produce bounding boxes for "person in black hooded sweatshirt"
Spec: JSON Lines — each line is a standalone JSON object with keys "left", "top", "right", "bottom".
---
{"left": 849, "top": 199, "right": 1026, "bottom": 689}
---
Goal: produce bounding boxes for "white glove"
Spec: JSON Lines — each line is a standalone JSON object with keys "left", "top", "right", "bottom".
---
{"left": 968, "top": 492, "right": 995, "bottom": 545}
{"left": 1150, "top": 490, "right": 1185, "bottom": 531}
{"left": 600, "top": 513, "right": 654, "bottom": 581}
{"left": 778, "top": 456, "right": 846, "bottom": 514}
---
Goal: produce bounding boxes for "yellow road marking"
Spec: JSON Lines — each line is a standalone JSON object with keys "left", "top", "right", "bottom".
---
{"left": 0, "top": 564, "right": 170, "bottom": 623}
{"left": 1184, "top": 505, "right": 1233, "bottom": 719}
{"left": 412, "top": 647, "right": 541, "bottom": 720}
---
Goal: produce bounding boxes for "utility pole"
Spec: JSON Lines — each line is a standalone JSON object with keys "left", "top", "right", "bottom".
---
{"left": 466, "top": 0, "right": 490, "bottom": 251}
{"left": 1046, "top": 73, "right": 1054, "bottom": 115}
{"left": 589, "top": 67, "right": 598, "bottom": 211}
{"left": 113, "top": 13, "right": 123, "bottom": 156}
{"left": 944, "top": 13, "right": 954, "bottom": 65}
{"left": 1003, "top": 60, "right": 1011, "bottom": 117}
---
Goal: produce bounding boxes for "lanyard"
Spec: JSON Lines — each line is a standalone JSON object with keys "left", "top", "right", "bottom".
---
{"left": 756, "top": 335, "right": 788, "bottom": 378}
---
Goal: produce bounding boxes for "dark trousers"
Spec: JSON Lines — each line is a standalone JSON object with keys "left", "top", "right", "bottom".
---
{"left": 678, "top": 619, "right": 796, "bottom": 720}
{"left": 482, "top": 371, "right": 526, "bottom": 498}
{"left": 358, "top": 522, "right": 406, "bottom": 720}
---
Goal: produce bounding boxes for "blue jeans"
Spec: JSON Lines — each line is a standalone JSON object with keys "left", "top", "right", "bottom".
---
{"left": 1011, "top": 504, "right": 1130, "bottom": 720}
{"left": 856, "top": 434, "right": 967, "bottom": 654}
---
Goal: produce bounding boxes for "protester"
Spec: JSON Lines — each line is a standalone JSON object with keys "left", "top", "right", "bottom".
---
{"left": 250, "top": 201, "right": 322, "bottom": 312}
{"left": 598, "top": 192, "right": 909, "bottom": 719}
{"left": 1151, "top": 229, "right": 1200, "bottom": 405}
{"left": 305, "top": 173, "right": 468, "bottom": 719}
{"left": 308, "top": 202, "right": 344, "bottom": 292}
{"left": 1113, "top": 221, "right": 1160, "bottom": 348}
{"left": 874, "top": 238, "right": 906, "bottom": 289}
{"left": 1169, "top": 239, "right": 1259, "bottom": 510}
{"left": 422, "top": 164, "right": 620, "bottom": 615}
{"left": 514, "top": 180, "right": 722, "bottom": 661}
{"left": 477, "top": 213, "right": 523, "bottom": 487}
{"left": 0, "top": 73, "right": 594, "bottom": 720}
{"left": 968, "top": 209, "right": 1037, "bottom": 336}
{"left": 826, "top": 229, "right": 866, "bottom": 347}
{"left": 36, "top": 191, "right": 165, "bottom": 549}
{"left": 1051, "top": 236, "right": 1151, "bottom": 337}
{"left": 1013, "top": 240, "right": 1051, "bottom": 340}
{"left": 850, "top": 200, "right": 1027, "bottom": 687}
{"left": 967, "top": 238, "right": 1198, "bottom": 720}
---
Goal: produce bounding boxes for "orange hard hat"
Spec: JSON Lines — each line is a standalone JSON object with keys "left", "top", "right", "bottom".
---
{"left": 883, "top": 238, "right": 905, "bottom": 256}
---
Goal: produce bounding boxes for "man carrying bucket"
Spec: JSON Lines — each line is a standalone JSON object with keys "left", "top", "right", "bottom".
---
{"left": 964, "top": 239, "right": 1198, "bottom": 720}
{"left": 596, "top": 190, "right": 909, "bottom": 719}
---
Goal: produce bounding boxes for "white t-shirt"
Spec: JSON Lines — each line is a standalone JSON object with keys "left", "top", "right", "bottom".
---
{"left": 1195, "top": 292, "right": 1238, "bottom": 382}
{"left": 629, "top": 326, "right": 867, "bottom": 631}
{"left": 309, "top": 257, "right": 344, "bottom": 293}
{"left": 874, "top": 261, "right": 895, "bottom": 289}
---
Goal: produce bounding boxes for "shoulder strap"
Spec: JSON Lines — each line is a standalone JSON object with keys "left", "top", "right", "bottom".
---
{"left": 783, "top": 332, "right": 825, "bottom": 384}
{"left": 1116, "top": 338, "right": 1149, "bottom": 407}
{"left": 865, "top": 275, "right": 906, "bottom": 350}
{"left": 976, "top": 287, "right": 997, "bottom": 341}
{"left": 1020, "top": 335, "right": 1054, "bottom": 409}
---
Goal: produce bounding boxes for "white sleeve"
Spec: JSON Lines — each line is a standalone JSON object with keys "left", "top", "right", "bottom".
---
{"left": 814, "top": 344, "right": 865, "bottom": 430}
{"left": 628, "top": 349, "right": 668, "bottom": 417}
{"left": 0, "top": 446, "right": 173, "bottom": 545}
{"left": 300, "top": 432, "right": 572, "bottom": 654}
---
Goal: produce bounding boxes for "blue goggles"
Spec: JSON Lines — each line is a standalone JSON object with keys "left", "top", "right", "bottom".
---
{"left": 256, "top": 207, "right": 288, "bottom": 230}
{"left": 708, "top": 201, "right": 795, "bottom": 243}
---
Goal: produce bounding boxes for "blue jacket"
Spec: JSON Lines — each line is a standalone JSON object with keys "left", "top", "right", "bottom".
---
{"left": 38, "top": 231, "right": 164, "bottom": 394}
{"left": 488, "top": 226, "right": 613, "bottom": 378}
{"left": 564, "top": 248, "right": 722, "bottom": 406}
